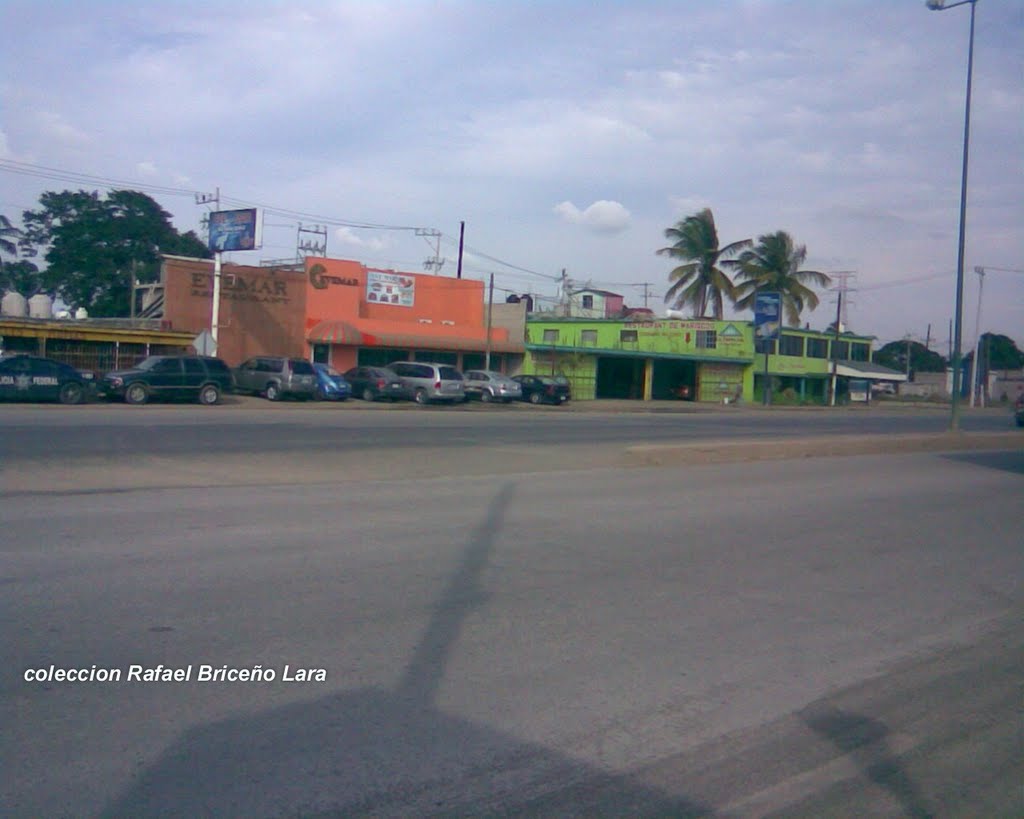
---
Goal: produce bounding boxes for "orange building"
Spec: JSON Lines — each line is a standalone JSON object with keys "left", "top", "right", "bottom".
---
{"left": 160, "top": 255, "right": 524, "bottom": 371}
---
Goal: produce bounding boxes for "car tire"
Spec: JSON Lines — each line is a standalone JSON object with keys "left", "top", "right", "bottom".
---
{"left": 362, "top": 387, "right": 376, "bottom": 402}
{"left": 197, "top": 384, "right": 220, "bottom": 405}
{"left": 58, "top": 382, "right": 84, "bottom": 405}
{"left": 125, "top": 382, "right": 149, "bottom": 405}
{"left": 414, "top": 388, "right": 429, "bottom": 405}
{"left": 265, "top": 383, "right": 281, "bottom": 401}
{"left": 529, "top": 392, "right": 542, "bottom": 405}
{"left": 481, "top": 390, "right": 492, "bottom": 403}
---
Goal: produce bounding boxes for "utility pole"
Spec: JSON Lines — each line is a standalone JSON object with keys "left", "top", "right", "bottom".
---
{"left": 969, "top": 266, "right": 984, "bottom": 407}
{"left": 485, "top": 273, "right": 494, "bottom": 370}
{"left": 829, "top": 289, "right": 843, "bottom": 407}
{"left": 297, "top": 223, "right": 327, "bottom": 260}
{"left": 456, "top": 221, "right": 465, "bottom": 279}
{"left": 417, "top": 228, "right": 443, "bottom": 274}
{"left": 195, "top": 188, "right": 221, "bottom": 354}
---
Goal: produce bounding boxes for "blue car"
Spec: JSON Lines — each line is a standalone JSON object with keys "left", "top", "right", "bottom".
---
{"left": 313, "top": 363, "right": 352, "bottom": 401}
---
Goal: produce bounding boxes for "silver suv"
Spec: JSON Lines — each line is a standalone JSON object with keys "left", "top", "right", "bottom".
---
{"left": 234, "top": 356, "right": 317, "bottom": 401}
{"left": 389, "top": 361, "right": 465, "bottom": 404}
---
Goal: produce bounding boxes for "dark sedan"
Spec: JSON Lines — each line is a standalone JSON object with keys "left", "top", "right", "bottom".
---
{"left": 0, "top": 354, "right": 94, "bottom": 404}
{"left": 343, "top": 366, "right": 410, "bottom": 402}
{"left": 512, "top": 374, "right": 571, "bottom": 405}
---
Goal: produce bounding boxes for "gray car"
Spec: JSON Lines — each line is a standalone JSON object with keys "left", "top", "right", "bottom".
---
{"left": 389, "top": 361, "right": 465, "bottom": 404}
{"left": 234, "top": 356, "right": 317, "bottom": 401}
{"left": 463, "top": 369, "right": 522, "bottom": 403}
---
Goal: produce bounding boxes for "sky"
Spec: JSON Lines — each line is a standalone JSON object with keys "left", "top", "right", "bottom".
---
{"left": 1, "top": 0, "right": 1021, "bottom": 351}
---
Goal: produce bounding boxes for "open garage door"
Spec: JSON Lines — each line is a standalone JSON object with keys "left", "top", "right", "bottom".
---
{"left": 651, "top": 360, "right": 697, "bottom": 400}
{"left": 596, "top": 357, "right": 646, "bottom": 399}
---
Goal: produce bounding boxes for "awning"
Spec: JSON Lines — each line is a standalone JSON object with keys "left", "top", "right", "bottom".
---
{"left": 307, "top": 320, "right": 524, "bottom": 353}
{"left": 306, "top": 320, "right": 365, "bottom": 345}
{"left": 835, "top": 361, "right": 908, "bottom": 382}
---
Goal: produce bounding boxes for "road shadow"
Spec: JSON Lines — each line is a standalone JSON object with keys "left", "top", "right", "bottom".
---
{"left": 941, "top": 449, "right": 1024, "bottom": 476}
{"left": 102, "top": 481, "right": 710, "bottom": 817}
{"left": 801, "top": 705, "right": 935, "bottom": 819}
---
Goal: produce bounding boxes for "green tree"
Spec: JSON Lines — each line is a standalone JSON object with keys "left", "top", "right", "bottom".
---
{"left": 20, "top": 189, "right": 211, "bottom": 317}
{"left": 0, "top": 214, "right": 43, "bottom": 296}
{"left": 974, "top": 333, "right": 1024, "bottom": 370}
{"left": 730, "top": 231, "right": 832, "bottom": 326}
{"left": 875, "top": 339, "right": 947, "bottom": 374}
{"left": 657, "top": 208, "right": 750, "bottom": 319}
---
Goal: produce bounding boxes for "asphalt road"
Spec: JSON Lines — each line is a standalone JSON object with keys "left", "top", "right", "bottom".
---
{"left": 0, "top": 400, "right": 1017, "bottom": 462}
{"left": 2, "top": 448, "right": 1022, "bottom": 816}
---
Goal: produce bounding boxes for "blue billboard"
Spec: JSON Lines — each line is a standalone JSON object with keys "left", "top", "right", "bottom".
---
{"left": 208, "top": 208, "right": 261, "bottom": 252}
{"left": 753, "top": 291, "right": 781, "bottom": 341}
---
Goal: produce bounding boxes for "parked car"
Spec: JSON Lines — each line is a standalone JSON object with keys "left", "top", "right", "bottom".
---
{"left": 463, "top": 369, "right": 522, "bottom": 403}
{"left": 512, "top": 374, "right": 571, "bottom": 405}
{"left": 343, "top": 366, "right": 409, "bottom": 402}
{"left": 234, "top": 356, "right": 317, "bottom": 401}
{"left": 100, "top": 355, "right": 232, "bottom": 405}
{"left": 1015, "top": 393, "right": 1024, "bottom": 428}
{"left": 0, "top": 354, "right": 95, "bottom": 404}
{"left": 313, "top": 363, "right": 352, "bottom": 401}
{"left": 389, "top": 361, "right": 465, "bottom": 404}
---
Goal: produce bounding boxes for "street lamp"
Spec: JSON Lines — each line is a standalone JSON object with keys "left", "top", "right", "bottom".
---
{"left": 926, "top": 0, "right": 977, "bottom": 431}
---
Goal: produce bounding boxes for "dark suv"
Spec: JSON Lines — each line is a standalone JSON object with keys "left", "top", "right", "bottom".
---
{"left": 234, "top": 356, "right": 317, "bottom": 401}
{"left": 100, "top": 355, "right": 233, "bottom": 405}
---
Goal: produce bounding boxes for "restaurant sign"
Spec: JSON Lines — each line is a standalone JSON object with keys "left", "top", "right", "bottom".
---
{"left": 366, "top": 270, "right": 415, "bottom": 307}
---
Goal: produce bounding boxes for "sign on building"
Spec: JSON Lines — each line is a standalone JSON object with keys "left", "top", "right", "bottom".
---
{"left": 366, "top": 270, "right": 415, "bottom": 307}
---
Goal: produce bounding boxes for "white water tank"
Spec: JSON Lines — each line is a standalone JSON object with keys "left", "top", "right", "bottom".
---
{"left": 2, "top": 291, "right": 28, "bottom": 317}
{"left": 28, "top": 293, "right": 53, "bottom": 319}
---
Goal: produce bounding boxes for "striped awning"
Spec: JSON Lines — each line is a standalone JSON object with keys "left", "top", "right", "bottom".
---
{"left": 306, "top": 320, "right": 365, "bottom": 345}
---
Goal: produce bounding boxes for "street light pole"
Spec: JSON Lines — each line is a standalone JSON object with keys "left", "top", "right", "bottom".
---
{"left": 926, "top": 0, "right": 977, "bottom": 432}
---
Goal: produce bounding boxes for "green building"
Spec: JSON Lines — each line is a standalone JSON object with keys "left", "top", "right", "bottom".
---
{"left": 523, "top": 317, "right": 902, "bottom": 403}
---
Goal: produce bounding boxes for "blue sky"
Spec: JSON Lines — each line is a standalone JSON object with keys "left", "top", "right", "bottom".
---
{"left": 1, "top": 1, "right": 1021, "bottom": 349}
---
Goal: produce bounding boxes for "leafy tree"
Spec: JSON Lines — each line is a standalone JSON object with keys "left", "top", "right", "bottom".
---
{"left": 0, "top": 214, "right": 43, "bottom": 296}
{"left": 0, "top": 214, "right": 19, "bottom": 259}
{"left": 20, "top": 190, "right": 211, "bottom": 317}
{"left": 875, "top": 339, "right": 947, "bottom": 374}
{"left": 973, "top": 333, "right": 1024, "bottom": 370}
{"left": 730, "top": 231, "right": 832, "bottom": 326}
{"left": 657, "top": 208, "right": 750, "bottom": 319}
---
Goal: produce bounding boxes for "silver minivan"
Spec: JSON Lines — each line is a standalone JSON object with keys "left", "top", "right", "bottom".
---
{"left": 389, "top": 361, "right": 465, "bottom": 404}
{"left": 234, "top": 356, "right": 317, "bottom": 401}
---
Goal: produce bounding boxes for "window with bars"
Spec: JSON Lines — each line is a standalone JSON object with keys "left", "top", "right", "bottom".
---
{"left": 696, "top": 330, "right": 717, "bottom": 349}
{"left": 779, "top": 334, "right": 804, "bottom": 357}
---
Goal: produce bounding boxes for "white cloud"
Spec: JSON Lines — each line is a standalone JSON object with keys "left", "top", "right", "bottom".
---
{"left": 555, "top": 200, "right": 632, "bottom": 234}
{"left": 334, "top": 227, "right": 387, "bottom": 252}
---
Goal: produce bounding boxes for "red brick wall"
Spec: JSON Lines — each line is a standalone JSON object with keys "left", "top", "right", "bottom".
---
{"left": 161, "top": 257, "right": 307, "bottom": 366}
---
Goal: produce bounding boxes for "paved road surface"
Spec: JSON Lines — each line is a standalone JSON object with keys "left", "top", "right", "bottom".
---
{"left": 2, "top": 448, "right": 1021, "bottom": 816}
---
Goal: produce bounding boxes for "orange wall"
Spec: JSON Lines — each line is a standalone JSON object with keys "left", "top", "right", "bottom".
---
{"left": 304, "top": 258, "right": 487, "bottom": 333}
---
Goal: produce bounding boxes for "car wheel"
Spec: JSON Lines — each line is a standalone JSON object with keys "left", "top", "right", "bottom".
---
{"left": 265, "top": 383, "right": 281, "bottom": 401}
{"left": 197, "top": 384, "right": 220, "bottom": 405}
{"left": 58, "top": 382, "right": 84, "bottom": 405}
{"left": 362, "top": 387, "right": 376, "bottom": 402}
{"left": 414, "top": 388, "right": 429, "bottom": 405}
{"left": 480, "top": 390, "right": 492, "bottom": 403}
{"left": 529, "top": 392, "right": 542, "bottom": 405}
{"left": 125, "top": 382, "right": 149, "bottom": 405}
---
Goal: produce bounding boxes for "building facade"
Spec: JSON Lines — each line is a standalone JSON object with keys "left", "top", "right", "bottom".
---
{"left": 159, "top": 255, "right": 525, "bottom": 372}
{"left": 523, "top": 317, "right": 902, "bottom": 403}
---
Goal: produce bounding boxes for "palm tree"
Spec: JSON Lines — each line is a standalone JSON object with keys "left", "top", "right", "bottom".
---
{"left": 0, "top": 214, "right": 20, "bottom": 260}
{"left": 730, "top": 231, "right": 832, "bottom": 326}
{"left": 657, "top": 208, "right": 750, "bottom": 319}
